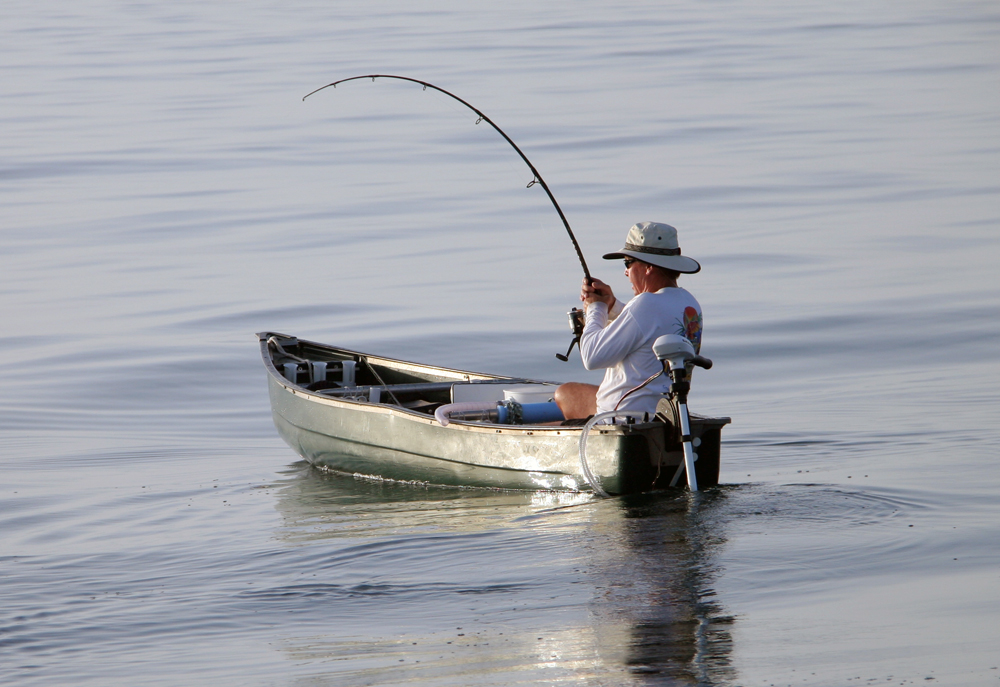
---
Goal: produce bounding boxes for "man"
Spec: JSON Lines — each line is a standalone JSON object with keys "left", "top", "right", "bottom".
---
{"left": 554, "top": 221, "right": 702, "bottom": 421}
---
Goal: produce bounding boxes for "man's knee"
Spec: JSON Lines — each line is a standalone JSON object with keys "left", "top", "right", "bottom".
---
{"left": 554, "top": 382, "right": 582, "bottom": 406}
{"left": 554, "top": 383, "right": 571, "bottom": 406}
{"left": 555, "top": 382, "right": 598, "bottom": 420}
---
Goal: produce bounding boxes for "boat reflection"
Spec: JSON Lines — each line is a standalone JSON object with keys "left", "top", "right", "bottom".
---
{"left": 268, "top": 463, "right": 734, "bottom": 684}
{"left": 589, "top": 491, "right": 736, "bottom": 683}
{"left": 270, "top": 461, "right": 595, "bottom": 542}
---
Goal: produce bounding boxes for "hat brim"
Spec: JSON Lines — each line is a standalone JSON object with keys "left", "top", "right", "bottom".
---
{"left": 603, "top": 249, "right": 701, "bottom": 274}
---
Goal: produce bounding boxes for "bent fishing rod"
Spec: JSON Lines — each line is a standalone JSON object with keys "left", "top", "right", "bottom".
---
{"left": 303, "top": 74, "right": 592, "bottom": 283}
{"left": 304, "top": 74, "right": 591, "bottom": 361}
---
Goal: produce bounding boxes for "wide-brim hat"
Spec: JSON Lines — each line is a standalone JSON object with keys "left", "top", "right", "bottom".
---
{"left": 602, "top": 221, "right": 701, "bottom": 274}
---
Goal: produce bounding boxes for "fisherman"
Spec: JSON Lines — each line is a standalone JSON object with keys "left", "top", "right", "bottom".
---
{"left": 554, "top": 221, "right": 702, "bottom": 421}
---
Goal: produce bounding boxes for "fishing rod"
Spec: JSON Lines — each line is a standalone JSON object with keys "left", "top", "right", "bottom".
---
{"left": 303, "top": 75, "right": 592, "bottom": 284}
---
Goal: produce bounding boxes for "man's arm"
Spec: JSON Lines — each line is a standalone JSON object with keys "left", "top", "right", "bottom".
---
{"left": 579, "top": 303, "right": 644, "bottom": 371}
{"left": 608, "top": 297, "right": 624, "bottom": 321}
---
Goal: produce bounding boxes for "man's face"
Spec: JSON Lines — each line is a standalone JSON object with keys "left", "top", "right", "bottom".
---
{"left": 625, "top": 258, "right": 648, "bottom": 295}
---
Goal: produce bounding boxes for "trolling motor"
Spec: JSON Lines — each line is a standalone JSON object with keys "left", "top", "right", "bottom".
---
{"left": 556, "top": 307, "right": 586, "bottom": 361}
{"left": 653, "top": 334, "right": 713, "bottom": 491}
{"left": 577, "top": 335, "right": 713, "bottom": 497}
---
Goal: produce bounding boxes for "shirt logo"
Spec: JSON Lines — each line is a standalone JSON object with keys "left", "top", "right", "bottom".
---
{"left": 677, "top": 306, "right": 702, "bottom": 353}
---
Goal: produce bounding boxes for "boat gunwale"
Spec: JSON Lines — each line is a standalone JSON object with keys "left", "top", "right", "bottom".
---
{"left": 257, "top": 332, "right": 731, "bottom": 436}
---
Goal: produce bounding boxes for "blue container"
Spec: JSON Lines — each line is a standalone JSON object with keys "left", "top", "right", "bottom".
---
{"left": 496, "top": 401, "right": 564, "bottom": 425}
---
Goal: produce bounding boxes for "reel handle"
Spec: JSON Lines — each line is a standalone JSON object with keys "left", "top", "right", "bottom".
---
{"left": 555, "top": 339, "right": 578, "bottom": 362}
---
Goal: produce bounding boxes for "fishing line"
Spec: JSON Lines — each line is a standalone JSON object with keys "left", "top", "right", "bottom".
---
{"left": 303, "top": 74, "right": 592, "bottom": 282}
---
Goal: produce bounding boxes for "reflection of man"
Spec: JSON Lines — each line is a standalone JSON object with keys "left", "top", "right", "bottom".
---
{"left": 555, "top": 222, "right": 702, "bottom": 421}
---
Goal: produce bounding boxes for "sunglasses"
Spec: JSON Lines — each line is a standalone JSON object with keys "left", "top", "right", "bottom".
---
{"left": 623, "top": 257, "right": 640, "bottom": 269}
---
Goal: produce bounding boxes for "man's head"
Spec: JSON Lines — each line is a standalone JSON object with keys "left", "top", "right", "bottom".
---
{"left": 603, "top": 221, "right": 701, "bottom": 275}
{"left": 622, "top": 256, "right": 679, "bottom": 295}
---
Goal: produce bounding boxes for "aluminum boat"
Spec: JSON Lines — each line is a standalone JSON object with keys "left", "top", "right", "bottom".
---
{"left": 259, "top": 332, "right": 729, "bottom": 494}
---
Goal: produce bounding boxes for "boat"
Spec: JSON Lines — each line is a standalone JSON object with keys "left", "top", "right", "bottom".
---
{"left": 259, "top": 331, "right": 730, "bottom": 495}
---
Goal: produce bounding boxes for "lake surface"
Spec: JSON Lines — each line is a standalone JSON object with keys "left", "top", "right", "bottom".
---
{"left": 3, "top": 2, "right": 999, "bottom": 685}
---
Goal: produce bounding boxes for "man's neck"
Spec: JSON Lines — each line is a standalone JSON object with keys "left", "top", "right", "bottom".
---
{"left": 646, "top": 276, "right": 677, "bottom": 292}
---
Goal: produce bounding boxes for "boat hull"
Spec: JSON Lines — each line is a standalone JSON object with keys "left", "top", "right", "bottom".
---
{"left": 260, "top": 332, "right": 728, "bottom": 494}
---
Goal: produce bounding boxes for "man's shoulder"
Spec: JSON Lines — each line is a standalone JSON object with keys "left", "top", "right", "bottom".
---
{"left": 626, "top": 287, "right": 700, "bottom": 313}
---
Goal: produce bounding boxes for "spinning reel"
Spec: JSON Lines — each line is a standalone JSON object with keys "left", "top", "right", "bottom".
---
{"left": 555, "top": 307, "right": 586, "bottom": 361}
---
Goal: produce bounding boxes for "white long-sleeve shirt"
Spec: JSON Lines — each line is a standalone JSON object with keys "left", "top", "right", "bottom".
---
{"left": 581, "top": 287, "right": 703, "bottom": 416}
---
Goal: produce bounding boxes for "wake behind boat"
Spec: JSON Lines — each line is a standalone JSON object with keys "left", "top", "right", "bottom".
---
{"left": 259, "top": 332, "right": 729, "bottom": 494}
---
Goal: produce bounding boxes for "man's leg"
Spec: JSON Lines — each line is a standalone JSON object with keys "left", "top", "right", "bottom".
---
{"left": 554, "top": 382, "right": 599, "bottom": 420}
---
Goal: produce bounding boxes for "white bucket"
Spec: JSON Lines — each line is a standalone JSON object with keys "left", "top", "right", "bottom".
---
{"left": 503, "top": 384, "right": 557, "bottom": 404}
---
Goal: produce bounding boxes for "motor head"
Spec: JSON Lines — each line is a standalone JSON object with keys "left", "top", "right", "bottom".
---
{"left": 653, "top": 334, "right": 695, "bottom": 371}
{"left": 653, "top": 334, "right": 713, "bottom": 373}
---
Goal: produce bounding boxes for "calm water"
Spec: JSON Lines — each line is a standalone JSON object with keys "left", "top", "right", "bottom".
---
{"left": 3, "top": 2, "right": 999, "bottom": 685}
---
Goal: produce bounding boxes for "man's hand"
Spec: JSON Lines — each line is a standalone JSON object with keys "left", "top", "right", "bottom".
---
{"left": 581, "top": 278, "right": 615, "bottom": 308}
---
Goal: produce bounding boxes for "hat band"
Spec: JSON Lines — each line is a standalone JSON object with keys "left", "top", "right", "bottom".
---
{"left": 624, "top": 242, "right": 681, "bottom": 256}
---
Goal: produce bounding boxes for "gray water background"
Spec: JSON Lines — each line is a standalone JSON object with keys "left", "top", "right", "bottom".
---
{"left": 3, "top": 2, "right": 999, "bottom": 685}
